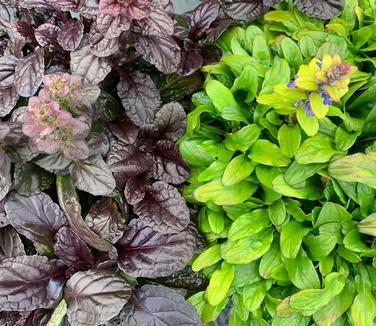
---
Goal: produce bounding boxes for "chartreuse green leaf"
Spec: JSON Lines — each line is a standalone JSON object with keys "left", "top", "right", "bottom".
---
{"left": 201, "top": 297, "right": 229, "bottom": 324}
{"left": 343, "top": 229, "right": 375, "bottom": 254}
{"left": 231, "top": 65, "right": 258, "bottom": 102}
{"left": 284, "top": 161, "right": 327, "bottom": 185}
{"left": 334, "top": 126, "right": 360, "bottom": 151}
{"left": 277, "top": 37, "right": 303, "bottom": 69}
{"left": 315, "top": 202, "right": 352, "bottom": 228}
{"left": 295, "top": 135, "right": 337, "bottom": 164}
{"left": 299, "top": 35, "right": 317, "bottom": 58}
{"left": 260, "top": 57, "right": 291, "bottom": 95}
{"left": 232, "top": 293, "right": 249, "bottom": 322}
{"left": 248, "top": 140, "right": 291, "bottom": 167}
{"left": 242, "top": 281, "right": 266, "bottom": 311}
{"left": 224, "top": 124, "right": 261, "bottom": 152}
{"left": 208, "top": 211, "right": 225, "bottom": 234}
{"left": 268, "top": 199, "right": 286, "bottom": 227}
{"left": 303, "top": 233, "right": 337, "bottom": 259}
{"left": 351, "top": 266, "right": 376, "bottom": 326}
{"left": 313, "top": 278, "right": 355, "bottom": 326}
{"left": 253, "top": 34, "right": 270, "bottom": 67}
{"left": 205, "top": 80, "right": 237, "bottom": 111}
{"left": 198, "top": 161, "right": 227, "bottom": 182}
{"left": 207, "top": 261, "right": 234, "bottom": 306}
{"left": 283, "top": 248, "right": 321, "bottom": 289}
{"left": 278, "top": 124, "right": 301, "bottom": 158}
{"left": 228, "top": 209, "right": 270, "bottom": 241}
{"left": 297, "top": 106, "right": 319, "bottom": 136}
{"left": 180, "top": 140, "right": 214, "bottom": 166}
{"left": 272, "top": 175, "right": 321, "bottom": 200}
{"left": 192, "top": 245, "right": 222, "bottom": 272}
{"left": 280, "top": 221, "right": 310, "bottom": 259}
{"left": 194, "top": 179, "right": 258, "bottom": 205}
{"left": 221, "top": 228, "right": 273, "bottom": 264}
{"left": 233, "top": 261, "right": 261, "bottom": 288}
{"left": 222, "top": 155, "right": 255, "bottom": 186}
{"left": 186, "top": 105, "right": 215, "bottom": 136}
{"left": 259, "top": 240, "right": 285, "bottom": 280}
{"left": 328, "top": 152, "right": 376, "bottom": 189}
{"left": 358, "top": 213, "right": 376, "bottom": 236}
{"left": 310, "top": 92, "right": 329, "bottom": 118}
{"left": 288, "top": 272, "right": 346, "bottom": 316}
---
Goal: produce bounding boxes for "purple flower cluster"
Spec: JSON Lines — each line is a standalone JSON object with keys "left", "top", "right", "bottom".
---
{"left": 21, "top": 73, "right": 97, "bottom": 160}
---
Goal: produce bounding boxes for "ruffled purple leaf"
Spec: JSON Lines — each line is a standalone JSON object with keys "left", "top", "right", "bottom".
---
{"left": 96, "top": 13, "right": 131, "bottom": 39}
{"left": 57, "top": 175, "right": 113, "bottom": 252}
{"left": 133, "top": 7, "right": 174, "bottom": 36}
{"left": 0, "top": 1, "right": 17, "bottom": 25}
{"left": 134, "top": 181, "right": 189, "bottom": 234}
{"left": 46, "top": 0, "right": 80, "bottom": 11}
{"left": 0, "top": 152, "right": 11, "bottom": 202}
{"left": 177, "top": 39, "right": 204, "bottom": 76}
{"left": 152, "top": 140, "right": 190, "bottom": 184}
{"left": 0, "top": 255, "right": 66, "bottom": 311}
{"left": 70, "top": 154, "right": 116, "bottom": 196}
{"left": 116, "top": 218, "right": 197, "bottom": 278}
{"left": 89, "top": 25, "right": 119, "bottom": 57}
{"left": 154, "top": 102, "right": 187, "bottom": 141}
{"left": 78, "top": 0, "right": 99, "bottom": 17}
{"left": 297, "top": 0, "right": 345, "bottom": 19}
{"left": 117, "top": 71, "right": 161, "bottom": 126}
{"left": 4, "top": 191, "right": 66, "bottom": 245}
{"left": 65, "top": 270, "right": 132, "bottom": 326}
{"left": 0, "top": 86, "right": 19, "bottom": 117}
{"left": 70, "top": 45, "right": 111, "bottom": 84}
{"left": 124, "top": 176, "right": 147, "bottom": 205}
{"left": 121, "top": 285, "right": 202, "bottom": 326}
{"left": 57, "top": 19, "right": 84, "bottom": 51}
{"left": 35, "top": 23, "right": 60, "bottom": 49}
{"left": 85, "top": 198, "right": 125, "bottom": 244}
{"left": 133, "top": 33, "right": 181, "bottom": 74}
{"left": 14, "top": 47, "right": 45, "bottom": 97}
{"left": 0, "top": 55, "right": 18, "bottom": 89}
{"left": 54, "top": 226, "right": 94, "bottom": 272}
{"left": 219, "top": 0, "right": 269, "bottom": 20}
{"left": 185, "top": 0, "right": 220, "bottom": 38}
{"left": 98, "top": 0, "right": 151, "bottom": 19}
{"left": 108, "top": 118, "right": 139, "bottom": 145}
{"left": 0, "top": 201, "right": 9, "bottom": 228}
{"left": 0, "top": 226, "right": 25, "bottom": 260}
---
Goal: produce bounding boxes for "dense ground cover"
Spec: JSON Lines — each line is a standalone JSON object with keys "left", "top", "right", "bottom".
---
{"left": 0, "top": 0, "right": 373, "bottom": 325}
{"left": 180, "top": 1, "right": 376, "bottom": 325}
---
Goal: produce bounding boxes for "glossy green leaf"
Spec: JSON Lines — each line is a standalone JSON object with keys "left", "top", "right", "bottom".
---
{"left": 278, "top": 124, "right": 301, "bottom": 158}
{"left": 249, "top": 140, "right": 291, "bottom": 167}
{"left": 221, "top": 228, "right": 273, "bottom": 264}
{"left": 243, "top": 282, "right": 266, "bottom": 312}
{"left": 223, "top": 155, "right": 255, "bottom": 186}
{"left": 207, "top": 261, "right": 234, "bottom": 306}
{"left": 194, "top": 179, "right": 258, "bottom": 205}
{"left": 295, "top": 135, "right": 337, "bottom": 164}
{"left": 268, "top": 199, "right": 286, "bottom": 227}
{"left": 280, "top": 221, "right": 310, "bottom": 259}
{"left": 224, "top": 124, "right": 261, "bottom": 152}
{"left": 205, "top": 80, "right": 237, "bottom": 111}
{"left": 192, "top": 245, "right": 222, "bottom": 272}
{"left": 284, "top": 161, "right": 326, "bottom": 185}
{"left": 228, "top": 209, "right": 270, "bottom": 241}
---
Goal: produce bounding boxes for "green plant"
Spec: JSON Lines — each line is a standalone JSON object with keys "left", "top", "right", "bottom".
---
{"left": 179, "top": 2, "right": 376, "bottom": 325}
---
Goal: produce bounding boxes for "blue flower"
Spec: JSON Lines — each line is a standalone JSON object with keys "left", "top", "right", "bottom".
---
{"left": 303, "top": 99, "right": 315, "bottom": 117}
{"left": 320, "top": 89, "right": 332, "bottom": 105}
{"left": 288, "top": 80, "right": 296, "bottom": 88}
{"left": 294, "top": 99, "right": 302, "bottom": 107}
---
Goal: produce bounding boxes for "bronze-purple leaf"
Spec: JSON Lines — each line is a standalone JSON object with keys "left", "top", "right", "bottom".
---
{"left": 0, "top": 255, "right": 66, "bottom": 311}
{"left": 152, "top": 140, "right": 190, "bottom": 184}
{"left": 56, "top": 174, "right": 113, "bottom": 252}
{"left": 134, "top": 181, "right": 189, "bottom": 233}
{"left": 85, "top": 198, "right": 125, "bottom": 244}
{"left": 116, "top": 218, "right": 196, "bottom": 277}
{"left": 133, "top": 33, "right": 181, "bottom": 74}
{"left": 0, "top": 152, "right": 11, "bottom": 202}
{"left": 14, "top": 47, "right": 45, "bottom": 97}
{"left": 0, "top": 55, "right": 18, "bottom": 89}
{"left": 124, "top": 176, "right": 146, "bottom": 205}
{"left": 220, "top": 0, "right": 268, "bottom": 20}
{"left": 78, "top": 0, "right": 99, "bottom": 17}
{"left": 35, "top": 23, "right": 60, "bottom": 48}
{"left": 117, "top": 71, "right": 161, "bottom": 126}
{"left": 134, "top": 7, "right": 174, "bottom": 36}
{"left": 69, "top": 154, "right": 116, "bottom": 196}
{"left": 122, "top": 285, "right": 202, "bottom": 325}
{"left": 154, "top": 102, "right": 187, "bottom": 141}
{"left": 89, "top": 25, "right": 119, "bottom": 58}
{"left": 4, "top": 192, "right": 66, "bottom": 245}
{"left": 57, "top": 19, "right": 84, "bottom": 51}
{"left": 65, "top": 270, "right": 132, "bottom": 326}
{"left": 54, "top": 226, "right": 94, "bottom": 270}
{"left": 0, "top": 226, "right": 25, "bottom": 260}
{"left": 96, "top": 13, "right": 131, "bottom": 39}
{"left": 70, "top": 45, "right": 111, "bottom": 84}
{"left": 297, "top": 0, "right": 344, "bottom": 19}
{"left": 46, "top": 0, "right": 80, "bottom": 11}
{"left": 0, "top": 86, "right": 19, "bottom": 117}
